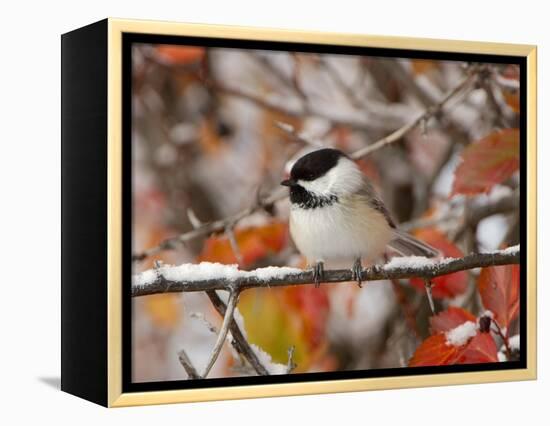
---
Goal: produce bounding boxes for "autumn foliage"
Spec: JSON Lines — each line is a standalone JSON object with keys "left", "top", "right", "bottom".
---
{"left": 131, "top": 43, "right": 522, "bottom": 381}
{"left": 409, "top": 264, "right": 520, "bottom": 366}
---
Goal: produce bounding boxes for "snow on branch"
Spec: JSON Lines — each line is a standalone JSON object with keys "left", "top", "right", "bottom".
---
{"left": 132, "top": 246, "right": 520, "bottom": 298}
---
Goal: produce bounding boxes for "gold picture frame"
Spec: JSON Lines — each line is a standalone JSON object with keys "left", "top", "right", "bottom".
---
{"left": 61, "top": 17, "right": 537, "bottom": 407}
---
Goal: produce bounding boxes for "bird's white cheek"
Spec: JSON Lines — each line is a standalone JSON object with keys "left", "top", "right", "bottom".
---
{"left": 298, "top": 175, "right": 331, "bottom": 195}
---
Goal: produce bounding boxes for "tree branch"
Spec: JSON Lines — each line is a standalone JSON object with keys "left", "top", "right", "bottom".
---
{"left": 133, "top": 247, "right": 519, "bottom": 297}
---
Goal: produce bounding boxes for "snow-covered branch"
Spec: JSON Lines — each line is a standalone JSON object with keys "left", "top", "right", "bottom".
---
{"left": 133, "top": 246, "right": 519, "bottom": 297}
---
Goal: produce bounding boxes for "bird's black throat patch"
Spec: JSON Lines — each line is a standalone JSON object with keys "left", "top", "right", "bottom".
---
{"left": 289, "top": 185, "right": 338, "bottom": 209}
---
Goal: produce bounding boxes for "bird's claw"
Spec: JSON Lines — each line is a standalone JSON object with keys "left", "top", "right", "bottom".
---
{"left": 312, "top": 261, "right": 324, "bottom": 288}
{"left": 352, "top": 258, "right": 363, "bottom": 288}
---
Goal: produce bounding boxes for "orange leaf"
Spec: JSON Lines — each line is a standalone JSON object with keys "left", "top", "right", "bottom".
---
{"left": 451, "top": 129, "right": 520, "bottom": 196}
{"left": 430, "top": 307, "right": 477, "bottom": 334}
{"left": 198, "top": 222, "right": 288, "bottom": 267}
{"left": 411, "top": 59, "right": 438, "bottom": 75}
{"left": 478, "top": 264, "right": 520, "bottom": 330}
{"left": 155, "top": 45, "right": 205, "bottom": 64}
{"left": 410, "top": 229, "right": 468, "bottom": 298}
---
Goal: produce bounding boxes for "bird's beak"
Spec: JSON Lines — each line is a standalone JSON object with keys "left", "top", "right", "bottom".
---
{"left": 280, "top": 178, "right": 296, "bottom": 187}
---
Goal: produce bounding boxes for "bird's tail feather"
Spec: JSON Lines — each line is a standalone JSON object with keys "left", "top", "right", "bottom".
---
{"left": 388, "top": 230, "right": 439, "bottom": 257}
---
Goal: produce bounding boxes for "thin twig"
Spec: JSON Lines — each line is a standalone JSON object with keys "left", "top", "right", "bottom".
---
{"left": 201, "top": 291, "right": 239, "bottom": 378}
{"left": 275, "top": 121, "right": 322, "bottom": 147}
{"left": 286, "top": 346, "right": 296, "bottom": 373}
{"left": 133, "top": 248, "right": 519, "bottom": 297}
{"left": 178, "top": 348, "right": 201, "bottom": 379}
{"left": 424, "top": 279, "right": 436, "bottom": 315}
{"left": 226, "top": 226, "right": 244, "bottom": 265}
{"left": 491, "top": 318, "right": 512, "bottom": 359}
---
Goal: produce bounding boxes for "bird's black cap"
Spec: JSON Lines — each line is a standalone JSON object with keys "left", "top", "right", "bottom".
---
{"left": 287, "top": 148, "right": 346, "bottom": 183}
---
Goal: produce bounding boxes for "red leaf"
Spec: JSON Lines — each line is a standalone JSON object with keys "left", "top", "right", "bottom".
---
{"left": 409, "top": 331, "right": 498, "bottom": 366}
{"left": 451, "top": 129, "right": 520, "bottom": 196}
{"left": 457, "top": 333, "right": 499, "bottom": 364}
{"left": 282, "top": 286, "right": 331, "bottom": 350}
{"left": 409, "top": 334, "right": 462, "bottom": 367}
{"left": 430, "top": 307, "right": 477, "bottom": 334}
{"left": 410, "top": 229, "right": 468, "bottom": 298}
{"left": 478, "top": 264, "right": 520, "bottom": 330}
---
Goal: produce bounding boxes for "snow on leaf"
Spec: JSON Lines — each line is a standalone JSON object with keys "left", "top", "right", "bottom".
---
{"left": 430, "top": 307, "right": 477, "bottom": 334}
{"left": 445, "top": 321, "right": 478, "bottom": 347}
{"left": 478, "top": 264, "right": 520, "bottom": 330}
{"left": 409, "top": 329, "right": 499, "bottom": 367}
{"left": 250, "top": 344, "right": 288, "bottom": 375}
{"left": 451, "top": 128, "right": 520, "bottom": 196}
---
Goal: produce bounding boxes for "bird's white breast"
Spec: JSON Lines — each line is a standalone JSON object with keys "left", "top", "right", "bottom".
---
{"left": 289, "top": 196, "right": 393, "bottom": 264}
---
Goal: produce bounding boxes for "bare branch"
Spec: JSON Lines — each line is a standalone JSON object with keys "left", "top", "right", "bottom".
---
{"left": 201, "top": 291, "right": 239, "bottom": 378}
{"left": 133, "top": 247, "right": 519, "bottom": 297}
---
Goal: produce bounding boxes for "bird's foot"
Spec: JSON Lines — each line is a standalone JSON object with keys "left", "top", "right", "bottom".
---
{"left": 351, "top": 258, "right": 363, "bottom": 288}
{"left": 312, "top": 261, "right": 324, "bottom": 288}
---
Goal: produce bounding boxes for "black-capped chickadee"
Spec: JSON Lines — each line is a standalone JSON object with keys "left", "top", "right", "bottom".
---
{"left": 281, "top": 148, "right": 438, "bottom": 287}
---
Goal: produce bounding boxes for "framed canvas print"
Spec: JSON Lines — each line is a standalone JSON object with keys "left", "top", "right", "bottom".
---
{"left": 61, "top": 18, "right": 537, "bottom": 407}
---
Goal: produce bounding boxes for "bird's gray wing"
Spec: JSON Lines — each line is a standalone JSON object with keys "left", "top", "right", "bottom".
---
{"left": 355, "top": 176, "right": 396, "bottom": 228}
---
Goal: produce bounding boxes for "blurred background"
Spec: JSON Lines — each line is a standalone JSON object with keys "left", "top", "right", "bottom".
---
{"left": 131, "top": 42, "right": 521, "bottom": 382}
